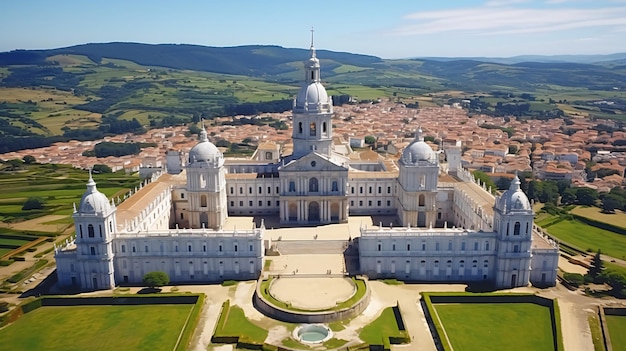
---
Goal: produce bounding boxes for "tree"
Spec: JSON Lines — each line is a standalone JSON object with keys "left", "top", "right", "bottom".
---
{"left": 143, "top": 271, "right": 169, "bottom": 288}
{"left": 93, "top": 164, "right": 112, "bottom": 174}
{"left": 600, "top": 269, "right": 626, "bottom": 297}
{"left": 22, "top": 155, "right": 36, "bottom": 164}
{"left": 364, "top": 135, "right": 376, "bottom": 145}
{"left": 6, "top": 158, "right": 23, "bottom": 170}
{"left": 22, "top": 197, "right": 44, "bottom": 210}
{"left": 588, "top": 250, "right": 604, "bottom": 281}
{"left": 575, "top": 187, "right": 599, "bottom": 206}
{"left": 508, "top": 145, "right": 518, "bottom": 155}
{"left": 602, "top": 194, "right": 623, "bottom": 213}
{"left": 472, "top": 171, "right": 497, "bottom": 193}
{"left": 496, "top": 177, "right": 511, "bottom": 190}
{"left": 561, "top": 188, "right": 577, "bottom": 205}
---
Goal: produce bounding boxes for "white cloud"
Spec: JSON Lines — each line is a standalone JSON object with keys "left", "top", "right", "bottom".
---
{"left": 394, "top": 6, "right": 626, "bottom": 36}
{"left": 486, "top": 0, "right": 531, "bottom": 6}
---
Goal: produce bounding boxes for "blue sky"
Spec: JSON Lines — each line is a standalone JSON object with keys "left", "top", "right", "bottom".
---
{"left": 1, "top": 0, "right": 625, "bottom": 58}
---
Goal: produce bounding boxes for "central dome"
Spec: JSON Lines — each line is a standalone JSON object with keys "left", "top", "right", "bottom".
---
{"left": 295, "top": 82, "right": 330, "bottom": 112}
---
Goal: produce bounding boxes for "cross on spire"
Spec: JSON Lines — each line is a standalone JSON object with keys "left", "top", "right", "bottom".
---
{"left": 310, "top": 26, "right": 315, "bottom": 49}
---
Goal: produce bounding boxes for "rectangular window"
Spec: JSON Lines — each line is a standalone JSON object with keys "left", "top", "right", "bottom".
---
{"left": 350, "top": 201, "right": 354, "bottom": 206}
{"left": 230, "top": 201, "right": 234, "bottom": 207}
{"left": 121, "top": 245, "right": 126, "bottom": 253}
{"left": 378, "top": 186, "right": 382, "bottom": 194}
{"left": 268, "top": 187, "right": 271, "bottom": 194}
{"left": 422, "top": 242, "right": 426, "bottom": 251}
{"left": 230, "top": 187, "right": 234, "bottom": 194}
{"left": 351, "top": 187, "right": 355, "bottom": 194}
{"left": 359, "top": 187, "right": 363, "bottom": 194}
{"left": 145, "top": 246, "right": 149, "bottom": 253}
{"left": 387, "top": 186, "right": 391, "bottom": 194}
{"left": 259, "top": 201, "right": 262, "bottom": 206}
{"left": 239, "top": 201, "right": 243, "bottom": 206}
{"left": 259, "top": 187, "right": 262, "bottom": 194}
{"left": 249, "top": 201, "right": 253, "bottom": 206}
{"left": 368, "top": 200, "right": 372, "bottom": 206}
{"left": 461, "top": 242, "right": 466, "bottom": 251}
{"left": 188, "top": 245, "right": 192, "bottom": 252}
{"left": 267, "top": 201, "right": 271, "bottom": 206}
{"left": 377, "top": 200, "right": 381, "bottom": 206}
{"left": 239, "top": 187, "right": 243, "bottom": 194}
{"left": 359, "top": 200, "right": 363, "bottom": 206}
{"left": 248, "top": 187, "right": 252, "bottom": 194}
{"left": 368, "top": 186, "right": 372, "bottom": 194}
{"left": 377, "top": 243, "right": 381, "bottom": 251}
{"left": 387, "top": 200, "right": 391, "bottom": 206}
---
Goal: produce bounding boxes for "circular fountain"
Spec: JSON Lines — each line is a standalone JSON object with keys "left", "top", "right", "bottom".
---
{"left": 293, "top": 324, "right": 333, "bottom": 344}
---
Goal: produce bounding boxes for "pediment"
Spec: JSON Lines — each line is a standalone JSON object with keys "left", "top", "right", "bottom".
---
{"left": 280, "top": 152, "right": 348, "bottom": 173}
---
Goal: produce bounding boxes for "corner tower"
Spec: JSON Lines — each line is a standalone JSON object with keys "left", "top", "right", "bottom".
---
{"left": 493, "top": 173, "right": 533, "bottom": 288}
{"left": 292, "top": 30, "right": 333, "bottom": 158}
{"left": 185, "top": 126, "right": 227, "bottom": 229}
{"left": 397, "top": 128, "right": 439, "bottom": 227}
{"left": 72, "top": 171, "right": 117, "bottom": 290}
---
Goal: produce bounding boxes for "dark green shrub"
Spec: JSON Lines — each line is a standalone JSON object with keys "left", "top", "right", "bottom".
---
{"left": 563, "top": 273, "right": 584, "bottom": 287}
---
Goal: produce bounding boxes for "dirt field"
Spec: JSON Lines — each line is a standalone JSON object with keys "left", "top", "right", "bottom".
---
{"left": 571, "top": 206, "right": 626, "bottom": 230}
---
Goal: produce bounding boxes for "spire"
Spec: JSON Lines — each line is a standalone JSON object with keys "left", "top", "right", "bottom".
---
{"left": 199, "top": 119, "right": 208, "bottom": 142}
{"left": 86, "top": 168, "right": 97, "bottom": 193}
{"left": 415, "top": 126, "right": 424, "bottom": 142}
{"left": 310, "top": 26, "right": 316, "bottom": 57}
{"left": 510, "top": 171, "right": 521, "bottom": 191}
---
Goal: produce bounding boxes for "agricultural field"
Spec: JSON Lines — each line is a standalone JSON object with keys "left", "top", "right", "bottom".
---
{"left": 434, "top": 303, "right": 555, "bottom": 351}
{"left": 0, "top": 304, "right": 193, "bottom": 351}
{"left": 0, "top": 163, "right": 138, "bottom": 224}
{"left": 0, "top": 233, "right": 38, "bottom": 257}
{"left": 606, "top": 315, "right": 626, "bottom": 351}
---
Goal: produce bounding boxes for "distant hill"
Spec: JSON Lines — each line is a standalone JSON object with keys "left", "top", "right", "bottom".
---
{"left": 0, "top": 42, "right": 383, "bottom": 78}
{"left": 418, "top": 53, "right": 626, "bottom": 65}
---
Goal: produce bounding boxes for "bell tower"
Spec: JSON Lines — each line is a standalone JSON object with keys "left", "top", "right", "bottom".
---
{"left": 292, "top": 29, "right": 333, "bottom": 158}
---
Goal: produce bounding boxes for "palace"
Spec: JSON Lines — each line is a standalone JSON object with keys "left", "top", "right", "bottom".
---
{"left": 55, "top": 37, "right": 558, "bottom": 290}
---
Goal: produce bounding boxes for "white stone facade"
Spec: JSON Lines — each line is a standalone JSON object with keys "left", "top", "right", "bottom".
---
{"left": 55, "top": 38, "right": 559, "bottom": 291}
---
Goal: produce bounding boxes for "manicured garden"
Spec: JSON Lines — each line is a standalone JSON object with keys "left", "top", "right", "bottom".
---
{"left": 359, "top": 305, "right": 409, "bottom": 347}
{"left": 537, "top": 214, "right": 626, "bottom": 259}
{"left": 434, "top": 303, "right": 554, "bottom": 351}
{"left": 0, "top": 303, "right": 194, "bottom": 351}
{"left": 422, "top": 293, "right": 563, "bottom": 351}
{"left": 606, "top": 315, "right": 626, "bottom": 351}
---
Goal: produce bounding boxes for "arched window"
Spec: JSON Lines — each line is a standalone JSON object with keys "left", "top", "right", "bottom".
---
{"left": 419, "top": 195, "right": 426, "bottom": 206}
{"left": 420, "top": 175, "right": 426, "bottom": 188}
{"left": 514, "top": 221, "right": 521, "bottom": 235}
{"left": 322, "top": 122, "right": 327, "bottom": 134}
{"left": 79, "top": 225, "right": 83, "bottom": 238}
{"left": 265, "top": 151, "right": 272, "bottom": 160}
{"left": 526, "top": 222, "right": 529, "bottom": 234}
{"left": 310, "top": 122, "right": 316, "bottom": 136}
{"left": 331, "top": 180, "right": 338, "bottom": 192}
{"left": 289, "top": 181, "right": 296, "bottom": 192}
{"left": 309, "top": 178, "right": 319, "bottom": 192}
{"left": 180, "top": 213, "right": 184, "bottom": 220}
{"left": 200, "top": 195, "right": 207, "bottom": 207}
{"left": 99, "top": 225, "right": 102, "bottom": 237}
{"left": 88, "top": 224, "right": 95, "bottom": 238}
{"left": 298, "top": 122, "right": 303, "bottom": 134}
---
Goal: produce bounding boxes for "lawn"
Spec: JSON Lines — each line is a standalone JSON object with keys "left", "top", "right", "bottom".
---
{"left": 359, "top": 306, "right": 408, "bottom": 345}
{"left": 214, "top": 302, "right": 268, "bottom": 344}
{"left": 434, "top": 303, "right": 554, "bottom": 351}
{"left": 571, "top": 206, "right": 626, "bottom": 231}
{"left": 606, "top": 315, "right": 626, "bottom": 351}
{"left": 543, "top": 219, "right": 626, "bottom": 259}
{"left": 0, "top": 304, "right": 193, "bottom": 351}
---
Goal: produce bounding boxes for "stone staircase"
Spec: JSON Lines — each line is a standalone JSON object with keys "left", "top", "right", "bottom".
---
{"left": 275, "top": 240, "right": 348, "bottom": 255}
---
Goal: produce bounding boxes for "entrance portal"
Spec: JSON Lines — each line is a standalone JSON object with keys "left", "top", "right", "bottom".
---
{"left": 308, "top": 202, "right": 320, "bottom": 222}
